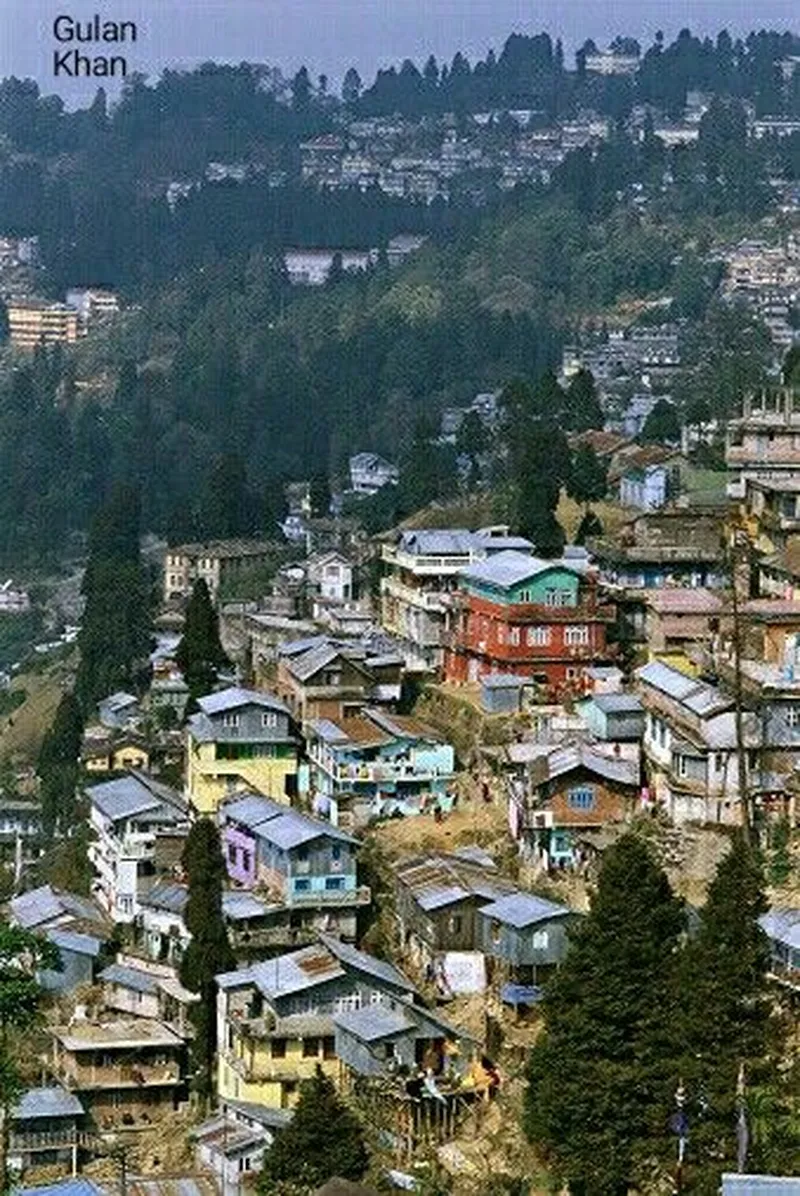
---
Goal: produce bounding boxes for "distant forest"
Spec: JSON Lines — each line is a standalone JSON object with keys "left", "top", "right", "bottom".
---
{"left": 0, "top": 27, "right": 796, "bottom": 564}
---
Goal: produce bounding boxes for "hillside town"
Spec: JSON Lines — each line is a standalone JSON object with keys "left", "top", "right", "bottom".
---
{"left": 4, "top": 15, "right": 800, "bottom": 1196}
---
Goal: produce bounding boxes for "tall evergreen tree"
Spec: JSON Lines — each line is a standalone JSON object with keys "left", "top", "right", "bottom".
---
{"left": 676, "top": 833, "right": 775, "bottom": 1183}
{"left": 567, "top": 444, "right": 608, "bottom": 507}
{"left": 565, "top": 368, "right": 603, "bottom": 432}
{"left": 259, "top": 1066, "right": 368, "bottom": 1191}
{"left": 76, "top": 485, "right": 151, "bottom": 705}
{"left": 179, "top": 820, "right": 235, "bottom": 1101}
{"left": 37, "top": 691, "right": 84, "bottom": 842}
{"left": 524, "top": 834, "right": 686, "bottom": 1194}
{"left": 175, "top": 579, "right": 229, "bottom": 701}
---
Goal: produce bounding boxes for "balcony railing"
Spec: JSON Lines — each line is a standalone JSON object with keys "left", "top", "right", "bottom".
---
{"left": 308, "top": 747, "right": 451, "bottom": 785}
{"left": 288, "top": 884, "right": 371, "bottom": 907}
{"left": 56, "top": 1061, "right": 182, "bottom": 1090}
{"left": 9, "top": 1129, "right": 96, "bottom": 1151}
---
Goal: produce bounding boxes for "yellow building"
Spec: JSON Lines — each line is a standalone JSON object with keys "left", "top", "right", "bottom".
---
{"left": 185, "top": 687, "right": 298, "bottom": 814}
{"left": 82, "top": 731, "right": 150, "bottom": 774}
{"left": 215, "top": 935, "right": 416, "bottom": 1111}
{"left": 7, "top": 299, "right": 81, "bottom": 349}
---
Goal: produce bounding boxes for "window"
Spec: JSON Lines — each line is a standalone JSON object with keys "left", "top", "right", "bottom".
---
{"left": 335, "top": 993, "right": 362, "bottom": 1013}
{"left": 714, "top": 752, "right": 726, "bottom": 772}
{"left": 369, "top": 990, "right": 386, "bottom": 1005}
{"left": 242, "top": 850, "right": 252, "bottom": 872}
{"left": 545, "top": 588, "right": 572, "bottom": 607}
{"left": 527, "top": 626, "right": 550, "bottom": 646}
{"left": 567, "top": 787, "right": 595, "bottom": 811}
{"left": 271, "top": 1039, "right": 286, "bottom": 1059}
{"left": 302, "top": 1037, "right": 319, "bottom": 1058}
{"left": 448, "top": 914, "right": 463, "bottom": 935}
{"left": 222, "top": 712, "right": 240, "bottom": 729}
{"left": 331, "top": 845, "right": 341, "bottom": 862}
{"left": 509, "top": 626, "right": 520, "bottom": 646}
{"left": 788, "top": 708, "right": 800, "bottom": 728}
{"left": 261, "top": 711, "right": 278, "bottom": 728}
{"left": 228, "top": 844, "right": 238, "bottom": 865}
{"left": 565, "top": 667, "right": 579, "bottom": 681}
{"left": 325, "top": 876, "right": 345, "bottom": 891}
{"left": 295, "top": 878, "right": 311, "bottom": 892}
{"left": 532, "top": 929, "right": 549, "bottom": 950}
{"left": 496, "top": 624, "right": 506, "bottom": 645}
{"left": 323, "top": 1036, "right": 336, "bottom": 1060}
{"left": 676, "top": 755, "right": 688, "bottom": 777}
{"left": 564, "top": 625, "right": 589, "bottom": 646}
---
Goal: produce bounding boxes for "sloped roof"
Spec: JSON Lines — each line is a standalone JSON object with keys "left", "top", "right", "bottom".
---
{"left": 47, "top": 928, "right": 102, "bottom": 957}
{"left": 139, "top": 881, "right": 188, "bottom": 915}
{"left": 222, "top": 792, "right": 356, "bottom": 847}
{"left": 197, "top": 687, "right": 290, "bottom": 717}
{"left": 722, "top": 1177, "right": 800, "bottom": 1195}
{"left": 760, "top": 907, "right": 800, "bottom": 951}
{"left": 98, "top": 963, "right": 160, "bottom": 995}
{"left": 478, "top": 892, "right": 573, "bottom": 928}
{"left": 636, "top": 661, "right": 731, "bottom": 718}
{"left": 589, "top": 693, "right": 644, "bottom": 714}
{"left": 396, "top": 852, "right": 517, "bottom": 912}
{"left": 333, "top": 1005, "right": 414, "bottom": 1042}
{"left": 218, "top": 937, "right": 415, "bottom": 1000}
{"left": 320, "top": 933, "right": 414, "bottom": 992}
{"left": 11, "top": 885, "right": 68, "bottom": 929}
{"left": 13, "top": 1086, "right": 84, "bottom": 1121}
{"left": 397, "top": 529, "right": 476, "bottom": 556}
{"left": 461, "top": 550, "right": 573, "bottom": 590}
{"left": 86, "top": 772, "right": 187, "bottom": 824}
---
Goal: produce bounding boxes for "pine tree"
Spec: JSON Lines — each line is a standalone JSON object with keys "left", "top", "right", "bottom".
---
{"left": 567, "top": 444, "right": 608, "bottom": 507}
{"left": 640, "top": 398, "right": 681, "bottom": 445}
{"left": 524, "top": 834, "right": 685, "bottom": 1194}
{"left": 37, "top": 691, "right": 84, "bottom": 842}
{"left": 179, "top": 820, "right": 235, "bottom": 1100}
{"left": 259, "top": 1066, "right": 368, "bottom": 1191}
{"left": 565, "top": 368, "right": 603, "bottom": 432}
{"left": 76, "top": 485, "right": 151, "bottom": 706}
{"left": 675, "top": 833, "right": 775, "bottom": 1182}
{"left": 175, "top": 579, "right": 228, "bottom": 702}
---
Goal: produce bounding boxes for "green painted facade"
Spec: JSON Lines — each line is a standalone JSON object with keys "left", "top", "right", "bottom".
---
{"left": 464, "top": 567, "right": 580, "bottom": 607}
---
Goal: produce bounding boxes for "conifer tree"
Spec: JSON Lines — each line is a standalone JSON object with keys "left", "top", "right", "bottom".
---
{"left": 259, "top": 1066, "right": 369, "bottom": 1191}
{"left": 175, "top": 579, "right": 229, "bottom": 702}
{"left": 37, "top": 690, "right": 84, "bottom": 841}
{"left": 179, "top": 819, "right": 235, "bottom": 1100}
{"left": 524, "top": 834, "right": 685, "bottom": 1194}
{"left": 675, "top": 833, "right": 774, "bottom": 1181}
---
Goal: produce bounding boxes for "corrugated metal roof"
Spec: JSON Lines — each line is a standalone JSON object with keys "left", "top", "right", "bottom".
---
{"left": 86, "top": 773, "right": 186, "bottom": 824}
{"left": 197, "top": 687, "right": 289, "bottom": 716}
{"left": 590, "top": 694, "right": 644, "bottom": 714}
{"left": 461, "top": 550, "right": 568, "bottom": 590}
{"left": 722, "top": 1177, "right": 800, "bottom": 1194}
{"left": 481, "top": 674, "right": 530, "bottom": 689}
{"left": 333, "top": 1005, "right": 414, "bottom": 1041}
{"left": 222, "top": 891, "right": 278, "bottom": 921}
{"left": 309, "top": 718, "right": 351, "bottom": 744}
{"left": 222, "top": 793, "right": 285, "bottom": 828}
{"left": 760, "top": 908, "right": 800, "bottom": 951}
{"left": 47, "top": 928, "right": 102, "bottom": 957}
{"left": 417, "top": 884, "right": 471, "bottom": 912}
{"left": 398, "top": 529, "right": 476, "bottom": 556}
{"left": 636, "top": 660, "right": 699, "bottom": 700}
{"left": 98, "top": 963, "right": 160, "bottom": 995}
{"left": 221, "top": 792, "right": 356, "bottom": 848}
{"left": 320, "top": 934, "right": 414, "bottom": 992}
{"left": 11, "top": 885, "right": 66, "bottom": 929}
{"left": 139, "top": 881, "right": 188, "bottom": 914}
{"left": 478, "top": 892, "right": 573, "bottom": 929}
{"left": 397, "top": 853, "right": 516, "bottom": 912}
{"left": 13, "top": 1087, "right": 84, "bottom": 1121}
{"left": 221, "top": 1099, "right": 294, "bottom": 1129}
{"left": 21, "top": 1181, "right": 101, "bottom": 1196}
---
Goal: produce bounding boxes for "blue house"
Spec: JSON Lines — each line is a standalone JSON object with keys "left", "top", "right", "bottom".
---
{"left": 477, "top": 892, "right": 579, "bottom": 1006}
{"left": 306, "top": 707, "right": 455, "bottom": 824}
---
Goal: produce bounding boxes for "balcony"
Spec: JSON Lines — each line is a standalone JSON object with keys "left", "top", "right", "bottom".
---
{"left": 308, "top": 745, "right": 451, "bottom": 786}
{"left": 380, "top": 577, "right": 453, "bottom": 612}
{"left": 9, "top": 1128, "right": 95, "bottom": 1151}
{"left": 288, "top": 884, "right": 371, "bottom": 907}
{"left": 56, "top": 1059, "right": 182, "bottom": 1091}
{"left": 381, "top": 546, "right": 474, "bottom": 574}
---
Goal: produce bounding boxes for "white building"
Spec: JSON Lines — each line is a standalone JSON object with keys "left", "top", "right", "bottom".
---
{"left": 86, "top": 772, "right": 189, "bottom": 924}
{"left": 306, "top": 551, "right": 353, "bottom": 604}
{"left": 283, "top": 248, "right": 377, "bottom": 286}
{"left": 348, "top": 452, "right": 399, "bottom": 494}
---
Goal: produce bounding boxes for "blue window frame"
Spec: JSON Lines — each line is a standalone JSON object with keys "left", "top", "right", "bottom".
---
{"left": 325, "top": 876, "right": 345, "bottom": 891}
{"left": 567, "top": 787, "right": 595, "bottom": 811}
{"left": 294, "top": 878, "right": 311, "bottom": 892}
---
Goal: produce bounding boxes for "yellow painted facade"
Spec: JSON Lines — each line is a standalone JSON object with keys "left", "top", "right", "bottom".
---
{"left": 218, "top": 1029, "right": 338, "bottom": 1109}
{"left": 186, "top": 738, "right": 297, "bottom": 815}
{"left": 84, "top": 744, "right": 150, "bottom": 773}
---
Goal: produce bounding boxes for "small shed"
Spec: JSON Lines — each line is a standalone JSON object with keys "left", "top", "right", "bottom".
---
{"left": 40, "top": 928, "right": 102, "bottom": 993}
{"left": 576, "top": 693, "right": 645, "bottom": 742}
{"left": 479, "top": 674, "right": 533, "bottom": 715}
{"left": 98, "top": 962, "right": 162, "bottom": 1020}
{"left": 477, "top": 892, "right": 578, "bottom": 987}
{"left": 333, "top": 1001, "right": 474, "bottom": 1081}
{"left": 9, "top": 1086, "right": 85, "bottom": 1174}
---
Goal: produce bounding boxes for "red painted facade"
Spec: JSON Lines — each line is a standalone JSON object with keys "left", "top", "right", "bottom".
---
{"left": 445, "top": 587, "right": 615, "bottom": 696}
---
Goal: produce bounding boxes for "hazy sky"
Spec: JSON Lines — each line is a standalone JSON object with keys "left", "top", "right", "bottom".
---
{"left": 4, "top": 0, "right": 799, "bottom": 108}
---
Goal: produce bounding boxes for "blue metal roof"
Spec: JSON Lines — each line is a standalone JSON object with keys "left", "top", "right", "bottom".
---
{"left": 13, "top": 1087, "right": 84, "bottom": 1121}
{"left": 590, "top": 694, "right": 644, "bottom": 714}
{"left": 223, "top": 793, "right": 285, "bottom": 828}
{"left": 333, "top": 1005, "right": 414, "bottom": 1042}
{"left": 98, "top": 963, "right": 160, "bottom": 994}
{"left": 501, "top": 982, "right": 544, "bottom": 1007}
{"left": 722, "top": 1177, "right": 800, "bottom": 1194}
{"left": 86, "top": 774, "right": 186, "bottom": 824}
{"left": 462, "top": 550, "right": 578, "bottom": 590}
{"left": 46, "top": 928, "right": 102, "bottom": 957}
{"left": 11, "top": 885, "right": 65, "bottom": 929}
{"left": 21, "top": 1182, "right": 101, "bottom": 1196}
{"left": 760, "top": 908, "right": 800, "bottom": 951}
{"left": 222, "top": 892, "right": 279, "bottom": 921}
{"left": 221, "top": 1099, "right": 294, "bottom": 1129}
{"left": 197, "top": 687, "right": 289, "bottom": 717}
{"left": 479, "top": 892, "right": 573, "bottom": 929}
{"left": 222, "top": 792, "right": 356, "bottom": 848}
{"left": 139, "top": 881, "right": 188, "bottom": 914}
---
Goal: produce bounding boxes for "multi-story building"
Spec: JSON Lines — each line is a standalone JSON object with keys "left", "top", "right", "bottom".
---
{"left": 185, "top": 687, "right": 299, "bottom": 814}
{"left": 7, "top": 299, "right": 81, "bottom": 349}
{"left": 276, "top": 637, "right": 402, "bottom": 729}
{"left": 305, "top": 707, "right": 455, "bottom": 826}
{"left": 726, "top": 389, "right": 800, "bottom": 500}
{"left": 636, "top": 661, "right": 760, "bottom": 826}
{"left": 219, "top": 792, "right": 370, "bottom": 943}
{"left": 348, "top": 452, "right": 399, "bottom": 494}
{"left": 86, "top": 772, "right": 190, "bottom": 923}
{"left": 445, "top": 549, "right": 614, "bottom": 695}
{"left": 216, "top": 934, "right": 416, "bottom": 1110}
{"left": 380, "top": 527, "right": 533, "bottom": 671}
{"left": 50, "top": 1019, "right": 186, "bottom": 1127}
{"left": 643, "top": 589, "right": 725, "bottom": 662}
{"left": 163, "top": 539, "right": 278, "bottom": 603}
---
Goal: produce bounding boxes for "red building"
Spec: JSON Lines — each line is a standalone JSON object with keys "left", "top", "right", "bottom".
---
{"left": 444, "top": 550, "right": 615, "bottom": 696}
